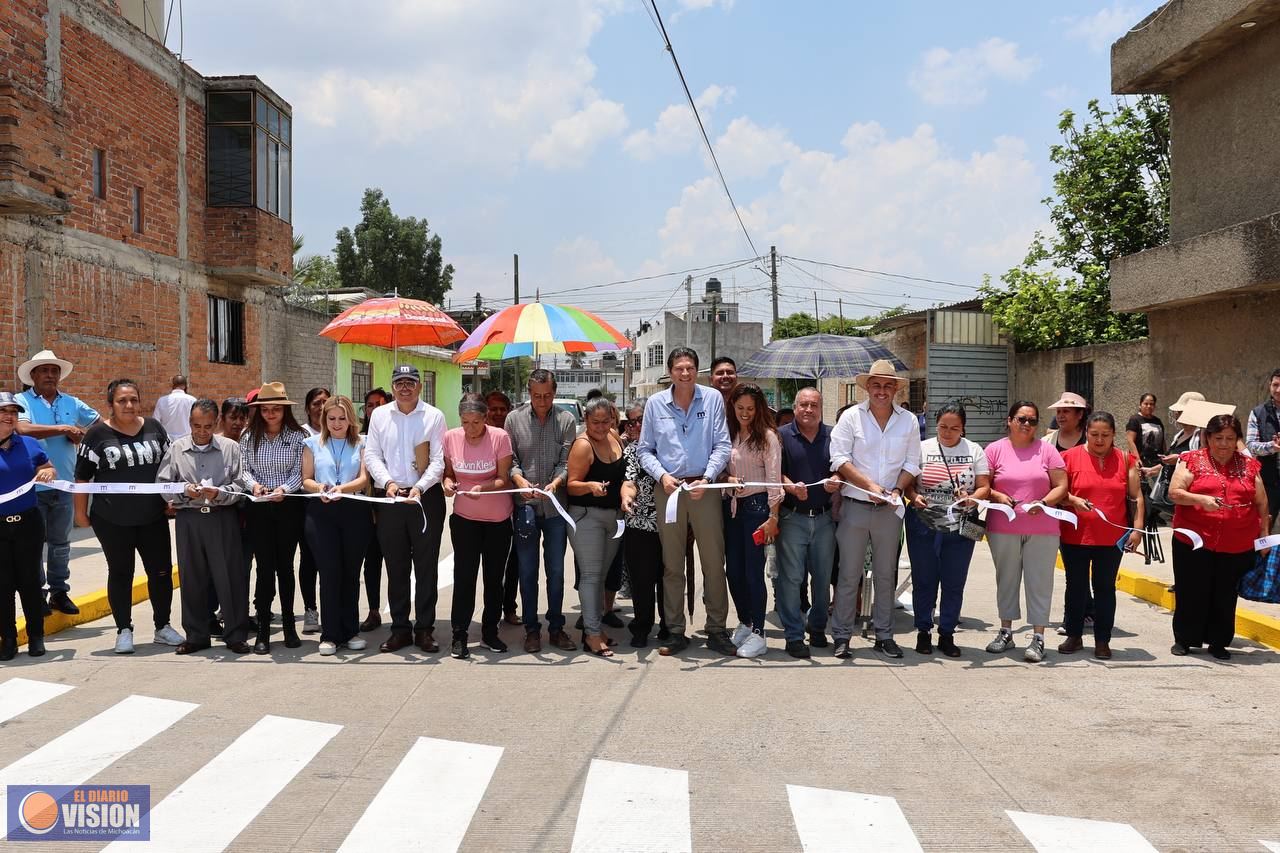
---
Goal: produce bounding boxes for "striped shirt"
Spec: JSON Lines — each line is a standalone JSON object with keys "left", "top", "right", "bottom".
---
{"left": 504, "top": 403, "right": 575, "bottom": 515}
{"left": 239, "top": 427, "right": 306, "bottom": 493}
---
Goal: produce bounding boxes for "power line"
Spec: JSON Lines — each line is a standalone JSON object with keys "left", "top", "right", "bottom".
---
{"left": 782, "top": 254, "right": 978, "bottom": 290}
{"left": 647, "top": 0, "right": 759, "bottom": 259}
{"left": 779, "top": 258, "right": 942, "bottom": 306}
{"left": 473, "top": 256, "right": 760, "bottom": 306}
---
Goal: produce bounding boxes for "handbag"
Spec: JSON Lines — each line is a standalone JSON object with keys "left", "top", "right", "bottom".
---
{"left": 1239, "top": 547, "right": 1280, "bottom": 604}
{"left": 938, "top": 442, "right": 986, "bottom": 542}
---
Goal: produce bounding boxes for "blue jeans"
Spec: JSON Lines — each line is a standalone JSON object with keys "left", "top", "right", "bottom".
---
{"left": 36, "top": 489, "right": 73, "bottom": 594}
{"left": 514, "top": 506, "right": 568, "bottom": 633}
{"left": 776, "top": 507, "right": 835, "bottom": 642}
{"left": 723, "top": 493, "right": 770, "bottom": 632}
{"left": 904, "top": 508, "right": 975, "bottom": 634}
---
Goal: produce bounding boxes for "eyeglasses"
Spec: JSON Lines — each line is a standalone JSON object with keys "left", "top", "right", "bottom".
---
{"left": 1014, "top": 416, "right": 1039, "bottom": 426}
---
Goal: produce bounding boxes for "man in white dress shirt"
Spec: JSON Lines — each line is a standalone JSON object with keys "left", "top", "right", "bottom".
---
{"left": 828, "top": 360, "right": 921, "bottom": 659}
{"left": 363, "top": 365, "right": 448, "bottom": 654}
{"left": 151, "top": 375, "right": 197, "bottom": 439}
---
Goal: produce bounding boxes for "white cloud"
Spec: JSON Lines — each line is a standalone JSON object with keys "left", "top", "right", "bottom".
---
{"left": 713, "top": 117, "right": 800, "bottom": 180}
{"left": 653, "top": 121, "right": 1045, "bottom": 293}
{"left": 1043, "top": 84, "right": 1080, "bottom": 104}
{"left": 528, "top": 96, "right": 629, "bottom": 169}
{"left": 1061, "top": 4, "right": 1144, "bottom": 52}
{"left": 908, "top": 37, "right": 1038, "bottom": 106}
{"left": 624, "top": 84, "right": 734, "bottom": 160}
{"left": 552, "top": 236, "right": 625, "bottom": 285}
{"left": 670, "top": 0, "right": 735, "bottom": 21}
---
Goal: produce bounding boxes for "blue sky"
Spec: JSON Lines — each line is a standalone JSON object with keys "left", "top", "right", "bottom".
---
{"left": 175, "top": 0, "right": 1155, "bottom": 335}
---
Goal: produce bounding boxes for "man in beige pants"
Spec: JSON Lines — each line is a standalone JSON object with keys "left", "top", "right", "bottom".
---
{"left": 637, "top": 346, "right": 737, "bottom": 657}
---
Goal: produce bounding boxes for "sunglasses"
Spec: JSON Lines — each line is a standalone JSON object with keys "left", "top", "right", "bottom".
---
{"left": 1014, "top": 416, "right": 1039, "bottom": 426}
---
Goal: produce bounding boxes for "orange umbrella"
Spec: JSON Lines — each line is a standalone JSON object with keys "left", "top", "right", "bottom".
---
{"left": 319, "top": 296, "right": 467, "bottom": 351}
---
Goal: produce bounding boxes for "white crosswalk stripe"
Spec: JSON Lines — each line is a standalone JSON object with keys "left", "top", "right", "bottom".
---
{"left": 570, "top": 759, "right": 692, "bottom": 853}
{"left": 0, "top": 676, "right": 73, "bottom": 723}
{"left": 786, "top": 784, "right": 924, "bottom": 852}
{"left": 105, "top": 714, "right": 341, "bottom": 852}
{"left": 1259, "top": 842, "right": 1279, "bottom": 852}
{"left": 0, "top": 694, "right": 196, "bottom": 817}
{"left": 339, "top": 736, "right": 503, "bottom": 853}
{"left": 1007, "top": 810, "right": 1159, "bottom": 852}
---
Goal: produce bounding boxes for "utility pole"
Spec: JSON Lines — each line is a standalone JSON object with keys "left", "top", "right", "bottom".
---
{"left": 770, "top": 245, "right": 779, "bottom": 327}
{"left": 472, "top": 292, "right": 481, "bottom": 390}
{"left": 684, "top": 275, "right": 693, "bottom": 350}
{"left": 838, "top": 298, "right": 844, "bottom": 334}
{"left": 814, "top": 291, "right": 820, "bottom": 334}
{"left": 709, "top": 290, "right": 719, "bottom": 363}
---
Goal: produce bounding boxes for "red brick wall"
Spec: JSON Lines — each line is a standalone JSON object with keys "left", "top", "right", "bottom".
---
{"left": 205, "top": 206, "right": 293, "bottom": 277}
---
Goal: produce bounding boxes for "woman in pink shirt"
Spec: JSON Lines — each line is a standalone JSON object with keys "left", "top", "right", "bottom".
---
{"left": 723, "top": 384, "right": 783, "bottom": 659}
{"left": 442, "top": 394, "right": 514, "bottom": 659}
{"left": 983, "top": 400, "right": 1068, "bottom": 664}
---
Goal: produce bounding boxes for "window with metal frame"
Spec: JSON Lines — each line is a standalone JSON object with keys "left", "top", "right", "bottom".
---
{"left": 207, "top": 295, "right": 245, "bottom": 364}
{"left": 1064, "top": 362, "right": 1094, "bottom": 409}
{"left": 908, "top": 378, "right": 926, "bottom": 414}
{"left": 206, "top": 91, "right": 292, "bottom": 222}
{"left": 92, "top": 149, "right": 107, "bottom": 199}
{"left": 422, "top": 370, "right": 436, "bottom": 405}
{"left": 351, "top": 360, "right": 373, "bottom": 406}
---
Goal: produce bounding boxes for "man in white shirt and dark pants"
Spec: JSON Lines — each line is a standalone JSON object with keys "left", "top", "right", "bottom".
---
{"left": 151, "top": 375, "right": 196, "bottom": 440}
{"left": 828, "top": 360, "right": 921, "bottom": 659}
{"left": 363, "top": 365, "right": 448, "bottom": 654}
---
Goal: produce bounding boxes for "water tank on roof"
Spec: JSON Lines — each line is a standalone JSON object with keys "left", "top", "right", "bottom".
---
{"left": 704, "top": 277, "right": 722, "bottom": 300}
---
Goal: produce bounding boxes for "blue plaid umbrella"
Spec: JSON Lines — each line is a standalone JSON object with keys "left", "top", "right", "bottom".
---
{"left": 739, "top": 334, "right": 905, "bottom": 379}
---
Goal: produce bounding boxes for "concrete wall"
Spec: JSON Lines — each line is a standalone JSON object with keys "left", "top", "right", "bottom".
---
{"left": 1013, "top": 339, "right": 1155, "bottom": 445}
{"left": 1169, "top": 17, "right": 1280, "bottom": 241}
{"left": 260, "top": 301, "right": 335, "bottom": 406}
{"left": 630, "top": 311, "right": 764, "bottom": 391}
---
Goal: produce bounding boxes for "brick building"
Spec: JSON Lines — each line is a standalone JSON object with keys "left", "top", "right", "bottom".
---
{"left": 0, "top": 0, "right": 334, "bottom": 413}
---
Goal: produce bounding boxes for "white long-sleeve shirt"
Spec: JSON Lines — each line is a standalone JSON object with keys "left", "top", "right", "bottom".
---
{"left": 828, "top": 400, "right": 922, "bottom": 496}
{"left": 363, "top": 399, "right": 446, "bottom": 492}
{"left": 151, "top": 389, "right": 196, "bottom": 439}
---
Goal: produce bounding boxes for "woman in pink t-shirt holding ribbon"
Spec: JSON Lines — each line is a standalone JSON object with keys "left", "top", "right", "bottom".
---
{"left": 442, "top": 394, "right": 514, "bottom": 660}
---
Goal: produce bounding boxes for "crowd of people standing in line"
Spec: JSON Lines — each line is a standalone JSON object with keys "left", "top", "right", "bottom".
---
{"left": 0, "top": 346, "right": 1274, "bottom": 664}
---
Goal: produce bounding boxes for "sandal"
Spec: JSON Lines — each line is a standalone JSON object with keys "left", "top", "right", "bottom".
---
{"left": 585, "top": 633, "right": 615, "bottom": 657}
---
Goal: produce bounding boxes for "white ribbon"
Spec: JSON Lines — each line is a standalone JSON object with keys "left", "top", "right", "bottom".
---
{"left": 1020, "top": 501, "right": 1078, "bottom": 528}
{"left": 1254, "top": 534, "right": 1280, "bottom": 552}
{"left": 945, "top": 498, "right": 1016, "bottom": 523}
{"left": 0, "top": 478, "right": 187, "bottom": 505}
{"left": 1087, "top": 506, "right": 1205, "bottom": 551}
{"left": 483, "top": 488, "right": 578, "bottom": 532}
{"left": 661, "top": 477, "right": 889, "bottom": 524}
{"left": 614, "top": 519, "right": 625, "bottom": 540}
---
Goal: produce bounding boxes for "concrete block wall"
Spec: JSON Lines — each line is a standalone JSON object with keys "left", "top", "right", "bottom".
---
{"left": 260, "top": 301, "right": 335, "bottom": 403}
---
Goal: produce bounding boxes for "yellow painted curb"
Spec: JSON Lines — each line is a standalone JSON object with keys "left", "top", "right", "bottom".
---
{"left": 1054, "top": 555, "right": 1280, "bottom": 650}
{"left": 15, "top": 566, "right": 181, "bottom": 647}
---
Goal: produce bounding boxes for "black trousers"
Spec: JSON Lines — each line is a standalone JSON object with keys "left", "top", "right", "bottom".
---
{"left": 176, "top": 508, "right": 249, "bottom": 645}
{"left": 0, "top": 509, "right": 45, "bottom": 640}
{"left": 306, "top": 499, "right": 372, "bottom": 645}
{"left": 246, "top": 499, "right": 305, "bottom": 617}
{"left": 1171, "top": 539, "right": 1253, "bottom": 649}
{"left": 624, "top": 527, "right": 666, "bottom": 638}
{"left": 364, "top": 509, "right": 383, "bottom": 611}
{"left": 502, "top": 531, "right": 519, "bottom": 614}
{"left": 449, "top": 514, "right": 512, "bottom": 637}
{"left": 377, "top": 485, "right": 446, "bottom": 633}
{"left": 94, "top": 515, "right": 173, "bottom": 632}
{"left": 1060, "top": 543, "right": 1121, "bottom": 643}
{"left": 298, "top": 537, "right": 318, "bottom": 611}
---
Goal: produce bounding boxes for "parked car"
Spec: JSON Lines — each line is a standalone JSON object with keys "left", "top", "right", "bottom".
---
{"left": 554, "top": 398, "right": 583, "bottom": 426}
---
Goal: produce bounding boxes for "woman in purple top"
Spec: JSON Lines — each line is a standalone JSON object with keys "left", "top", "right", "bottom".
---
{"left": 983, "top": 401, "right": 1068, "bottom": 664}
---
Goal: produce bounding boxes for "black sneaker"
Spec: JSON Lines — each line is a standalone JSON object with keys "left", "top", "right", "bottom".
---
{"left": 49, "top": 592, "right": 79, "bottom": 615}
{"left": 480, "top": 634, "right": 507, "bottom": 653}
{"left": 938, "top": 633, "right": 961, "bottom": 657}
{"left": 833, "top": 639, "right": 852, "bottom": 659}
{"left": 450, "top": 637, "right": 469, "bottom": 659}
{"left": 657, "top": 626, "right": 671, "bottom": 641}
{"left": 808, "top": 630, "right": 829, "bottom": 648}
{"left": 658, "top": 633, "right": 689, "bottom": 656}
{"left": 629, "top": 635, "right": 648, "bottom": 648}
{"left": 915, "top": 631, "right": 932, "bottom": 654}
{"left": 785, "top": 639, "right": 811, "bottom": 659}
{"left": 208, "top": 618, "right": 224, "bottom": 638}
{"left": 875, "top": 639, "right": 904, "bottom": 658}
{"left": 602, "top": 610, "right": 625, "bottom": 628}
{"left": 706, "top": 631, "right": 737, "bottom": 656}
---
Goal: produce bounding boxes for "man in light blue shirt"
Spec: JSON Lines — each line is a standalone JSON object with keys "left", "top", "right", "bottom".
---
{"left": 636, "top": 346, "right": 735, "bottom": 657}
{"left": 16, "top": 350, "right": 99, "bottom": 615}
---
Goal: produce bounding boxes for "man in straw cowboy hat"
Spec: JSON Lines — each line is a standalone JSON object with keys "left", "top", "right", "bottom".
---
{"left": 16, "top": 349, "right": 100, "bottom": 616}
{"left": 828, "top": 358, "right": 921, "bottom": 659}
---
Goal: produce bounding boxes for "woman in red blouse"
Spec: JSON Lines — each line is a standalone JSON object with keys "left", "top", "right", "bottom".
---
{"left": 1168, "top": 414, "right": 1270, "bottom": 660}
{"left": 1059, "top": 412, "right": 1143, "bottom": 660}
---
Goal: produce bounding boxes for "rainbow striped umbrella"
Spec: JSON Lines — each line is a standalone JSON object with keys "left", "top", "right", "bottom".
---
{"left": 452, "top": 302, "right": 631, "bottom": 362}
{"left": 319, "top": 296, "right": 467, "bottom": 350}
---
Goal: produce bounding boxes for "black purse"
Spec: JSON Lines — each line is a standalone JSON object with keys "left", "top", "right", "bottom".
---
{"left": 939, "top": 444, "right": 987, "bottom": 542}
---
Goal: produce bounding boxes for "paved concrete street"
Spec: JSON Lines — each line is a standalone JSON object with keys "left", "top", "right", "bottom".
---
{"left": 1, "top": 518, "right": 1278, "bottom": 852}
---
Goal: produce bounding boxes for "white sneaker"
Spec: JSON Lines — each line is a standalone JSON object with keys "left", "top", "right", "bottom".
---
{"left": 318, "top": 641, "right": 337, "bottom": 656}
{"left": 114, "top": 628, "right": 134, "bottom": 655}
{"left": 1024, "top": 635, "right": 1046, "bottom": 663}
{"left": 153, "top": 624, "right": 184, "bottom": 646}
{"left": 737, "top": 632, "right": 767, "bottom": 658}
{"left": 731, "top": 623, "right": 752, "bottom": 647}
{"left": 303, "top": 608, "right": 320, "bottom": 635}
{"left": 345, "top": 637, "right": 367, "bottom": 651}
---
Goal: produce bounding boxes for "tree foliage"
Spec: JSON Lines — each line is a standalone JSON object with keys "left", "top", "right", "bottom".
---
{"left": 771, "top": 306, "right": 908, "bottom": 340}
{"left": 981, "top": 96, "right": 1169, "bottom": 351}
{"left": 335, "top": 188, "right": 455, "bottom": 305}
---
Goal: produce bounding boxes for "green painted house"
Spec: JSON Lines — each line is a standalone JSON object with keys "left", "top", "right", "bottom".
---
{"left": 336, "top": 344, "right": 464, "bottom": 428}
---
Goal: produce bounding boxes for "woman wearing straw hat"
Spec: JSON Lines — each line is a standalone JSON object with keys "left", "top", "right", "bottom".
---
{"left": 240, "top": 382, "right": 308, "bottom": 654}
{"left": 0, "top": 391, "right": 56, "bottom": 659}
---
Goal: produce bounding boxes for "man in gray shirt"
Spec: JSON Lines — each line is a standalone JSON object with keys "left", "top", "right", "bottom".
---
{"left": 157, "top": 399, "right": 253, "bottom": 654}
{"left": 505, "top": 369, "right": 578, "bottom": 653}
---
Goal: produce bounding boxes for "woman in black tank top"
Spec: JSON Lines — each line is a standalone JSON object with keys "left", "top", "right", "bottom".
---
{"left": 567, "top": 398, "right": 626, "bottom": 655}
